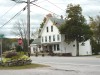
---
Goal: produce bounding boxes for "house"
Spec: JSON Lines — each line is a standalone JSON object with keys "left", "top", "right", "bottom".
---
{"left": 30, "top": 38, "right": 41, "bottom": 54}
{"left": 30, "top": 14, "right": 92, "bottom": 56}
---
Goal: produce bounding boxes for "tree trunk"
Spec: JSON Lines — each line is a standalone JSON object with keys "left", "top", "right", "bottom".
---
{"left": 76, "top": 40, "right": 79, "bottom": 56}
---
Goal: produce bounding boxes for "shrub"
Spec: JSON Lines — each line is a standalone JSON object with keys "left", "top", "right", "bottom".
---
{"left": 3, "top": 50, "right": 17, "bottom": 58}
{"left": 20, "top": 55, "right": 30, "bottom": 60}
{"left": 16, "top": 45, "right": 23, "bottom": 52}
{"left": 5, "top": 52, "right": 18, "bottom": 58}
{"left": 1, "top": 51, "right": 32, "bottom": 66}
{"left": 61, "top": 53, "right": 72, "bottom": 56}
{"left": 2, "top": 58, "right": 11, "bottom": 63}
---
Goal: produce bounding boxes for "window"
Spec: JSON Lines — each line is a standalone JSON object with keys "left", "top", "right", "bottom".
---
{"left": 49, "top": 36, "right": 51, "bottom": 42}
{"left": 53, "top": 35, "right": 55, "bottom": 41}
{"left": 47, "top": 27, "right": 48, "bottom": 32}
{"left": 45, "top": 36, "right": 47, "bottom": 42}
{"left": 73, "top": 45, "right": 75, "bottom": 47}
{"left": 42, "top": 37, "right": 43, "bottom": 42}
{"left": 51, "top": 26, "right": 53, "bottom": 32}
{"left": 57, "top": 44, "right": 60, "bottom": 51}
{"left": 54, "top": 45, "right": 56, "bottom": 51}
{"left": 57, "top": 35, "right": 60, "bottom": 41}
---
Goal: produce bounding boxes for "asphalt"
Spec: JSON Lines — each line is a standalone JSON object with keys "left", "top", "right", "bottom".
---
{"left": 0, "top": 56, "right": 100, "bottom": 75}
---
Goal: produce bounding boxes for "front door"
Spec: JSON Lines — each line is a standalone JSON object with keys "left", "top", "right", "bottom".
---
{"left": 49, "top": 45, "right": 53, "bottom": 54}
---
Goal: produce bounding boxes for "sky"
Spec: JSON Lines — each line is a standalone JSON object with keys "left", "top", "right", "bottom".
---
{"left": 0, "top": 0, "right": 100, "bottom": 38}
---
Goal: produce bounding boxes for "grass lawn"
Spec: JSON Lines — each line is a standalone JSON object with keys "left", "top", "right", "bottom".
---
{"left": 0, "top": 63, "right": 48, "bottom": 70}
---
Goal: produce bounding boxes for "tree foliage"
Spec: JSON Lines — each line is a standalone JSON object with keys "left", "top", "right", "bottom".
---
{"left": 91, "top": 38, "right": 100, "bottom": 55}
{"left": 89, "top": 15, "right": 100, "bottom": 44}
{"left": 89, "top": 15, "right": 100, "bottom": 54}
{"left": 39, "top": 17, "right": 47, "bottom": 33}
{"left": 2, "top": 38, "right": 17, "bottom": 52}
{"left": 16, "top": 45, "right": 23, "bottom": 52}
{"left": 59, "top": 4, "right": 92, "bottom": 56}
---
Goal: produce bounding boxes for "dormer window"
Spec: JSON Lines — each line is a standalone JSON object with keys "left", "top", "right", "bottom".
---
{"left": 47, "top": 27, "right": 48, "bottom": 32}
{"left": 51, "top": 26, "right": 53, "bottom": 32}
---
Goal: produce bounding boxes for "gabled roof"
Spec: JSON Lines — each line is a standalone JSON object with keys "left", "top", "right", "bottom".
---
{"left": 31, "top": 38, "right": 41, "bottom": 45}
{"left": 39, "top": 14, "right": 65, "bottom": 36}
{"left": 50, "top": 17, "right": 65, "bottom": 27}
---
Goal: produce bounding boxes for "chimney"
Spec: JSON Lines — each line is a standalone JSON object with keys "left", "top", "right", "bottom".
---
{"left": 46, "top": 13, "right": 52, "bottom": 18}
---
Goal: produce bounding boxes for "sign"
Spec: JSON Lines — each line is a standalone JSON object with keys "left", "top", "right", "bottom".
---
{"left": 0, "top": 34, "right": 4, "bottom": 39}
{"left": 18, "top": 38, "right": 22, "bottom": 45}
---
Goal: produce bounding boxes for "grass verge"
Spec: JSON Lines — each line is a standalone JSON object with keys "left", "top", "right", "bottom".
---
{"left": 0, "top": 63, "right": 48, "bottom": 70}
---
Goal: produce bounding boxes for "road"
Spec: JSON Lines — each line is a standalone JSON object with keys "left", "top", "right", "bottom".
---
{"left": 0, "top": 56, "right": 100, "bottom": 75}
{"left": 31, "top": 56, "right": 100, "bottom": 75}
{"left": 31, "top": 56, "right": 100, "bottom": 66}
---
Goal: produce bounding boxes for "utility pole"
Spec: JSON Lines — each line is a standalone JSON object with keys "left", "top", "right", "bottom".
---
{"left": 27, "top": 0, "right": 38, "bottom": 55}
{"left": 11, "top": 0, "right": 38, "bottom": 55}
{"left": 0, "top": 34, "right": 4, "bottom": 61}
{"left": 0, "top": 39, "right": 2, "bottom": 61}
{"left": 27, "top": 0, "right": 30, "bottom": 55}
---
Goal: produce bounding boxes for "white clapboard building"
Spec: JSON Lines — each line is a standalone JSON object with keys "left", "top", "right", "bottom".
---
{"left": 30, "top": 14, "right": 92, "bottom": 56}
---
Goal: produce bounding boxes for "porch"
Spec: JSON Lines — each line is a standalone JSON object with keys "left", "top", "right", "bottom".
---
{"left": 41, "top": 43, "right": 60, "bottom": 55}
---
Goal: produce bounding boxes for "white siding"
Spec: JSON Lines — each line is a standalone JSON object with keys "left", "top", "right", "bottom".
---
{"left": 30, "top": 46, "right": 34, "bottom": 54}
{"left": 40, "top": 17, "right": 92, "bottom": 56}
{"left": 30, "top": 44, "right": 41, "bottom": 54}
{"left": 41, "top": 20, "right": 61, "bottom": 44}
{"left": 57, "top": 34, "right": 92, "bottom": 56}
{"left": 79, "top": 40, "right": 92, "bottom": 55}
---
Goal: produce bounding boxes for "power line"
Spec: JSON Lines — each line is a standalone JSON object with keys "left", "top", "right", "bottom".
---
{"left": 1, "top": 27, "right": 39, "bottom": 29}
{"left": 46, "top": 0, "right": 65, "bottom": 12}
{"left": 36, "top": 0, "right": 47, "bottom": 4}
{"left": 0, "top": 6, "right": 27, "bottom": 28}
{"left": 32, "top": 3, "right": 60, "bottom": 17}
{"left": 50, "top": 3, "right": 67, "bottom": 4}
{"left": 0, "top": 0, "right": 20, "bottom": 19}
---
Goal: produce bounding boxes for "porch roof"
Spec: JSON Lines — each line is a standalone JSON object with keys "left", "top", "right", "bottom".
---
{"left": 31, "top": 38, "right": 41, "bottom": 45}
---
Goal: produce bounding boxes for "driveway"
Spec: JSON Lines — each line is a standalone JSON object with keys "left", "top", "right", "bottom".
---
{"left": 0, "top": 56, "right": 100, "bottom": 75}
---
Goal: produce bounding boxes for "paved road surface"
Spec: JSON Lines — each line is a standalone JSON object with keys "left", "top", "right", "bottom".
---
{"left": 0, "top": 56, "right": 100, "bottom": 75}
{"left": 31, "top": 56, "right": 100, "bottom": 66}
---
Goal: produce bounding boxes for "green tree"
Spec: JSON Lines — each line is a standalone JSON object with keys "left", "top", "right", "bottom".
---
{"left": 59, "top": 4, "right": 92, "bottom": 56}
{"left": 39, "top": 17, "right": 47, "bottom": 33}
{"left": 16, "top": 45, "right": 23, "bottom": 52}
{"left": 2, "top": 38, "right": 17, "bottom": 52}
{"left": 90, "top": 15, "right": 100, "bottom": 44}
{"left": 89, "top": 15, "right": 100, "bottom": 54}
{"left": 91, "top": 38, "right": 100, "bottom": 55}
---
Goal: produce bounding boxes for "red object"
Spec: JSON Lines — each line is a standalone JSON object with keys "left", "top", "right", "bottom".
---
{"left": 18, "top": 38, "right": 22, "bottom": 45}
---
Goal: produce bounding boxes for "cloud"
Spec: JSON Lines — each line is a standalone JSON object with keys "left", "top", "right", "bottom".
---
{"left": 0, "top": 0, "right": 16, "bottom": 7}
{"left": 0, "top": 0, "right": 100, "bottom": 38}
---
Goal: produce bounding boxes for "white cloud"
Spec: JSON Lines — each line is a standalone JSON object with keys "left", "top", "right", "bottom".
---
{"left": 0, "top": 0, "right": 100, "bottom": 38}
